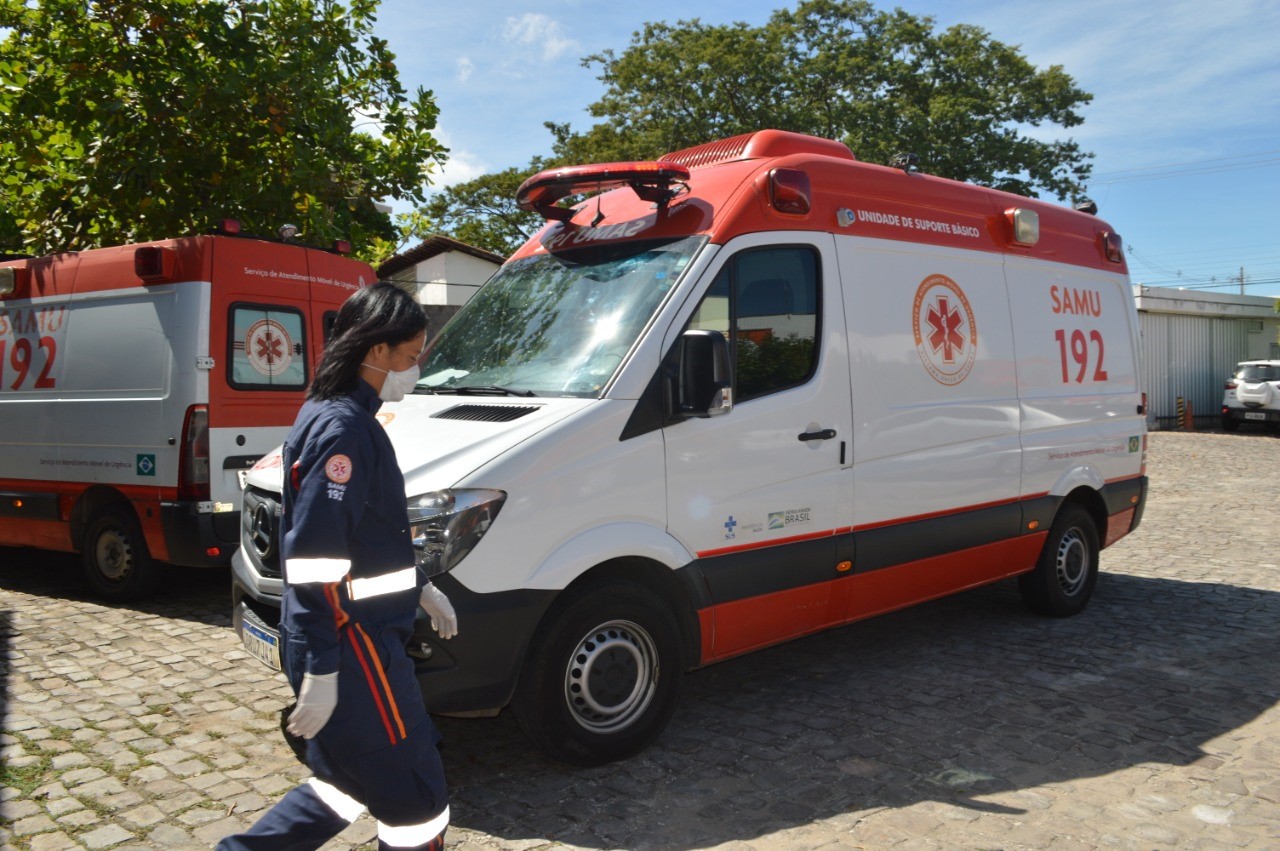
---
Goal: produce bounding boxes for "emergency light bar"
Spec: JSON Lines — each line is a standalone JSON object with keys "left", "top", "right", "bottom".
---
{"left": 516, "top": 161, "right": 691, "bottom": 222}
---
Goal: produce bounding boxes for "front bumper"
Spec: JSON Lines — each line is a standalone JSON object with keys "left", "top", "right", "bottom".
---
{"left": 231, "top": 546, "right": 556, "bottom": 715}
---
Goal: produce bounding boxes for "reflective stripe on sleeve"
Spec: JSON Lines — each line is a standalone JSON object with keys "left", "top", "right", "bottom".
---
{"left": 307, "top": 777, "right": 365, "bottom": 823}
{"left": 347, "top": 566, "right": 418, "bottom": 601}
{"left": 377, "top": 805, "right": 450, "bottom": 848}
{"left": 285, "top": 557, "right": 351, "bottom": 584}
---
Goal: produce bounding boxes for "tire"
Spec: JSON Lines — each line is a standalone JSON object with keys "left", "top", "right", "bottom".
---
{"left": 1222, "top": 415, "right": 1239, "bottom": 433}
{"left": 1019, "top": 504, "right": 1099, "bottom": 617}
{"left": 81, "top": 506, "right": 163, "bottom": 601}
{"left": 513, "top": 581, "right": 685, "bottom": 766}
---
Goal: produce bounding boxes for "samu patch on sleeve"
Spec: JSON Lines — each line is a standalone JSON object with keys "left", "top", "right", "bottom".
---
{"left": 325, "top": 454, "right": 353, "bottom": 484}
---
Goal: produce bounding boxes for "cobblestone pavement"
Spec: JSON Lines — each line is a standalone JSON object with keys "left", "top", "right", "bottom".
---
{"left": 2, "top": 430, "right": 1279, "bottom": 850}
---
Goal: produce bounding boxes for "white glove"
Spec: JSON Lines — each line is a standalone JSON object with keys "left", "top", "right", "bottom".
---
{"left": 287, "top": 672, "right": 339, "bottom": 739}
{"left": 419, "top": 582, "right": 458, "bottom": 639}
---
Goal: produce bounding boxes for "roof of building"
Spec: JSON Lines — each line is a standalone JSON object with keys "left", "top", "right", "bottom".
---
{"left": 376, "top": 234, "right": 505, "bottom": 279}
{"left": 1133, "top": 284, "right": 1280, "bottom": 318}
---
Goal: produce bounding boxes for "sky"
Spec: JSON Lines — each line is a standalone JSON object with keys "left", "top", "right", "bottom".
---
{"left": 374, "top": 0, "right": 1280, "bottom": 297}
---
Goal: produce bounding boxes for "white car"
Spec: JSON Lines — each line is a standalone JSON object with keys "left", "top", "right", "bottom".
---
{"left": 1221, "top": 360, "right": 1280, "bottom": 432}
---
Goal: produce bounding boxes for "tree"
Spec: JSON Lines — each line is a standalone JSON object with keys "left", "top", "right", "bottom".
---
{"left": 558, "top": 1, "right": 1093, "bottom": 200}
{"left": 418, "top": 162, "right": 548, "bottom": 257}
{"left": 0, "top": 0, "right": 446, "bottom": 257}
{"left": 425, "top": 0, "right": 1096, "bottom": 248}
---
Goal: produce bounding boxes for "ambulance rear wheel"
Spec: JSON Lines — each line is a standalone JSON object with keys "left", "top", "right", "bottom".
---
{"left": 513, "top": 582, "right": 684, "bottom": 766}
{"left": 81, "top": 507, "right": 163, "bottom": 601}
{"left": 1019, "top": 504, "right": 1099, "bottom": 617}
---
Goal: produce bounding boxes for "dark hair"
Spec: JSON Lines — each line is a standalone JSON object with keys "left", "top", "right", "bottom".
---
{"left": 309, "top": 283, "right": 428, "bottom": 400}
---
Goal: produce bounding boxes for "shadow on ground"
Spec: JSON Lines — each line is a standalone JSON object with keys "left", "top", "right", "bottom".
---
{"left": 433, "top": 571, "right": 1280, "bottom": 849}
{"left": 0, "top": 546, "right": 231, "bottom": 627}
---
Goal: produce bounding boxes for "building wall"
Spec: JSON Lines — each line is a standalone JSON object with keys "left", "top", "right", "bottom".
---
{"left": 413, "top": 253, "right": 496, "bottom": 308}
{"left": 1134, "top": 286, "right": 1280, "bottom": 429}
{"left": 385, "top": 251, "right": 501, "bottom": 342}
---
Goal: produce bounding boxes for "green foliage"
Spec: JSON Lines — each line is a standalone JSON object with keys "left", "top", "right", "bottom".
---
{"left": 559, "top": 0, "right": 1093, "bottom": 199}
{"left": 424, "top": 0, "right": 1096, "bottom": 249}
{"left": 418, "top": 162, "right": 549, "bottom": 258}
{"left": 736, "top": 334, "right": 815, "bottom": 400}
{"left": 0, "top": 0, "right": 446, "bottom": 255}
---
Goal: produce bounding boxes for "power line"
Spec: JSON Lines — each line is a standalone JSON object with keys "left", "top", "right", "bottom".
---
{"left": 1090, "top": 149, "right": 1280, "bottom": 184}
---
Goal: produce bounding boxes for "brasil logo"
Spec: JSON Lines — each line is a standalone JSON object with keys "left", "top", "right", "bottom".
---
{"left": 136, "top": 454, "right": 156, "bottom": 477}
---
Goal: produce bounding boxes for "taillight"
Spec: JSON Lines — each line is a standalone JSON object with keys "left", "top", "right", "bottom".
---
{"left": 178, "top": 405, "right": 210, "bottom": 501}
{"left": 1225, "top": 380, "right": 1238, "bottom": 390}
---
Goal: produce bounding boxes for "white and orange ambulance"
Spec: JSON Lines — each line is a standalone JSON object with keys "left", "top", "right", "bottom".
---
{"left": 233, "top": 130, "right": 1147, "bottom": 764}
{"left": 0, "top": 224, "right": 373, "bottom": 599}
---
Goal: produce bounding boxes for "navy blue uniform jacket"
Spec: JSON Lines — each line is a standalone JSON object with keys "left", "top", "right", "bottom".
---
{"left": 279, "top": 379, "right": 420, "bottom": 682}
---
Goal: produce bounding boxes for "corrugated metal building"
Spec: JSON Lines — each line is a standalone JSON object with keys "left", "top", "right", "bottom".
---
{"left": 1133, "top": 286, "right": 1280, "bottom": 429}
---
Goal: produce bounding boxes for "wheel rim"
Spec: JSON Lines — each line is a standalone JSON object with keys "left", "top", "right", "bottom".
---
{"left": 1054, "top": 526, "right": 1090, "bottom": 596}
{"left": 93, "top": 525, "right": 134, "bottom": 583}
{"left": 563, "top": 619, "right": 659, "bottom": 734}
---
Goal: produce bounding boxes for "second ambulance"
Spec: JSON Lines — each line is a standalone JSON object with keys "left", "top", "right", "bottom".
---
{"left": 233, "top": 130, "right": 1147, "bottom": 765}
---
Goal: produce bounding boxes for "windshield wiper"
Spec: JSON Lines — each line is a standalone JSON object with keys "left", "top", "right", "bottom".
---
{"left": 445, "top": 385, "right": 538, "bottom": 397}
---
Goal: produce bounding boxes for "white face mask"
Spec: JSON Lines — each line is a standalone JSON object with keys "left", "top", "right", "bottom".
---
{"left": 362, "top": 363, "right": 420, "bottom": 402}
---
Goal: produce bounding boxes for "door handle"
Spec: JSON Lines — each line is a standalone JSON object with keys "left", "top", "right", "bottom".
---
{"left": 798, "top": 428, "right": 837, "bottom": 442}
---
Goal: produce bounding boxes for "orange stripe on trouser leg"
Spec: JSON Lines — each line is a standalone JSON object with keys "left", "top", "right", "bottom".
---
{"left": 324, "top": 582, "right": 350, "bottom": 631}
{"left": 355, "top": 624, "right": 407, "bottom": 740}
{"left": 345, "top": 630, "right": 398, "bottom": 746}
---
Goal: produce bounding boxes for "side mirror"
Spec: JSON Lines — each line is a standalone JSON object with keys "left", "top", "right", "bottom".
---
{"left": 676, "top": 329, "right": 732, "bottom": 417}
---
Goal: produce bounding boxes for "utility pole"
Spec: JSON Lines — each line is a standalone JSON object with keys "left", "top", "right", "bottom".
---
{"left": 1239, "top": 266, "right": 1245, "bottom": 295}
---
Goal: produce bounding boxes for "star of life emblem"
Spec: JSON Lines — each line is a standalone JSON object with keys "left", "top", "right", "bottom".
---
{"left": 245, "top": 318, "right": 294, "bottom": 377}
{"left": 912, "top": 274, "right": 977, "bottom": 386}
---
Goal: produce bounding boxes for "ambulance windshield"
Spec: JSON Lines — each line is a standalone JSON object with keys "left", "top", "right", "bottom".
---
{"left": 419, "top": 235, "right": 706, "bottom": 398}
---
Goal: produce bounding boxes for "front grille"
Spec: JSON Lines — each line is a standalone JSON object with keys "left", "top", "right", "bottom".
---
{"left": 241, "top": 486, "right": 282, "bottom": 578}
{"left": 432, "top": 404, "right": 541, "bottom": 422}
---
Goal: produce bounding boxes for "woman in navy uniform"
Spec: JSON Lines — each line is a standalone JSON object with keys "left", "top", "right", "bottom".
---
{"left": 221, "top": 284, "right": 456, "bottom": 851}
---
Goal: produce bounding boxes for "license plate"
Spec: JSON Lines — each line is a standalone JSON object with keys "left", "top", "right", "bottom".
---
{"left": 242, "top": 620, "right": 281, "bottom": 670}
{"left": 1244, "top": 412, "right": 1266, "bottom": 421}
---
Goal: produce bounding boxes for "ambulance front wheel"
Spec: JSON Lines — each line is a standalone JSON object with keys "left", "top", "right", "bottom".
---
{"left": 81, "top": 507, "right": 163, "bottom": 601}
{"left": 1019, "top": 504, "right": 1099, "bottom": 617}
{"left": 513, "top": 581, "right": 684, "bottom": 766}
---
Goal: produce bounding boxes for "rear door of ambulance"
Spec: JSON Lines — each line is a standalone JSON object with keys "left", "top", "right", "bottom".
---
{"left": 207, "top": 238, "right": 372, "bottom": 507}
{"left": 207, "top": 238, "right": 322, "bottom": 509}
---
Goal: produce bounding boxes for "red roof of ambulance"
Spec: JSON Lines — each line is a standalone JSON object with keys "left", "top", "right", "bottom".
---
{"left": 509, "top": 130, "right": 1126, "bottom": 275}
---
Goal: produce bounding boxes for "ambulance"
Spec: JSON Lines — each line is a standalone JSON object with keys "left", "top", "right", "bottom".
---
{"left": 232, "top": 130, "right": 1147, "bottom": 765}
{"left": 0, "top": 224, "right": 373, "bottom": 600}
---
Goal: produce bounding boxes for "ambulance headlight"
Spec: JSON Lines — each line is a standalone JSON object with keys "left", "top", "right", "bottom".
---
{"left": 407, "top": 488, "right": 506, "bottom": 577}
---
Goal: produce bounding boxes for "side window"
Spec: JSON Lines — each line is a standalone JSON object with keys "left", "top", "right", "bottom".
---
{"left": 686, "top": 246, "right": 820, "bottom": 402}
{"left": 228, "top": 304, "right": 308, "bottom": 390}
